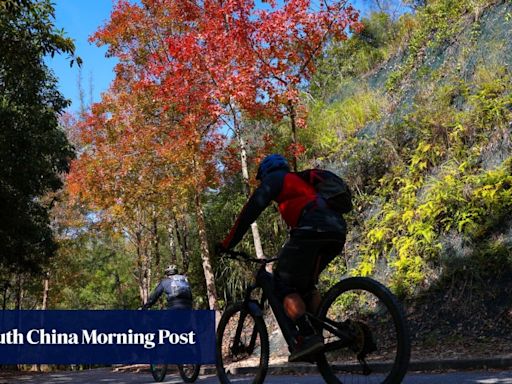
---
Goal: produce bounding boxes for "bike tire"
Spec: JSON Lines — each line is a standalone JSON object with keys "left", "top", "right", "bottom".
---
{"left": 216, "top": 302, "right": 269, "bottom": 384}
{"left": 178, "top": 364, "right": 201, "bottom": 382}
{"left": 150, "top": 363, "right": 168, "bottom": 382}
{"left": 316, "top": 277, "right": 410, "bottom": 384}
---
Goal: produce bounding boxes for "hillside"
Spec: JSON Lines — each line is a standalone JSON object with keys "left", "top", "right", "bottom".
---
{"left": 308, "top": 0, "right": 512, "bottom": 357}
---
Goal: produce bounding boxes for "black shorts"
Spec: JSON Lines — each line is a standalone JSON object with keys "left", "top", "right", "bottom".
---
{"left": 274, "top": 229, "right": 345, "bottom": 299}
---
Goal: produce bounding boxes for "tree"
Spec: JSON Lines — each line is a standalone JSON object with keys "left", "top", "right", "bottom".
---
{"left": 88, "top": 0, "right": 225, "bottom": 310}
{"left": 245, "top": 0, "right": 362, "bottom": 169}
{"left": 0, "top": 0, "right": 77, "bottom": 274}
{"left": 70, "top": 1, "right": 220, "bottom": 306}
{"left": 67, "top": 78, "right": 187, "bottom": 303}
{"left": 80, "top": 0, "right": 362, "bottom": 310}
{"left": 131, "top": 0, "right": 268, "bottom": 263}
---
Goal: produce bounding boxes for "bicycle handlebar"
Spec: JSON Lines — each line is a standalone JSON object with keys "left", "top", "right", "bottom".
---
{"left": 220, "top": 249, "right": 278, "bottom": 264}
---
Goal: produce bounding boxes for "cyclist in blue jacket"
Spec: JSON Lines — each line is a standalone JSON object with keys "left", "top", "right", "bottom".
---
{"left": 218, "top": 154, "right": 347, "bottom": 362}
{"left": 142, "top": 265, "right": 193, "bottom": 310}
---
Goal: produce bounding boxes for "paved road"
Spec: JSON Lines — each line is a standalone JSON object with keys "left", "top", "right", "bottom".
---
{"left": 2, "top": 368, "right": 512, "bottom": 384}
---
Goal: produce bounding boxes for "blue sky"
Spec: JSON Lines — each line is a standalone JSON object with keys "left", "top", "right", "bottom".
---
{"left": 46, "top": 1, "right": 118, "bottom": 113}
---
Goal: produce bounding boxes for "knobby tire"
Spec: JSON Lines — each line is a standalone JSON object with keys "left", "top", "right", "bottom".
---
{"left": 178, "top": 363, "right": 201, "bottom": 382}
{"left": 150, "top": 363, "right": 167, "bottom": 382}
{"left": 216, "top": 302, "right": 269, "bottom": 384}
{"left": 316, "top": 277, "right": 410, "bottom": 384}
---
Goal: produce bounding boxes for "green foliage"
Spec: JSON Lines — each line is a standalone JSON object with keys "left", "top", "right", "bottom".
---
{"left": 311, "top": 12, "right": 404, "bottom": 100}
{"left": 356, "top": 68, "right": 512, "bottom": 295}
{"left": 305, "top": 88, "right": 388, "bottom": 158}
{"left": 318, "top": 254, "right": 348, "bottom": 295}
{"left": 50, "top": 231, "right": 139, "bottom": 309}
{"left": 0, "top": 0, "right": 76, "bottom": 273}
{"left": 385, "top": 0, "right": 493, "bottom": 91}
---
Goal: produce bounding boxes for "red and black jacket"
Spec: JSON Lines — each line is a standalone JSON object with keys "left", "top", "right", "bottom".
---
{"left": 222, "top": 169, "right": 345, "bottom": 250}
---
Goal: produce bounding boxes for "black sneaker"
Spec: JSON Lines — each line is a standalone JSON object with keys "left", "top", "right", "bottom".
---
{"left": 288, "top": 334, "right": 324, "bottom": 363}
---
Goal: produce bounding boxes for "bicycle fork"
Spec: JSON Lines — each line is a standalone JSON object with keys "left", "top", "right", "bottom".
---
{"left": 230, "top": 283, "right": 264, "bottom": 356}
{"left": 230, "top": 308, "right": 258, "bottom": 356}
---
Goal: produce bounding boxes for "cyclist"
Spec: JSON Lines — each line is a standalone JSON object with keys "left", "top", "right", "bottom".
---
{"left": 142, "top": 265, "right": 193, "bottom": 310}
{"left": 217, "top": 154, "right": 347, "bottom": 362}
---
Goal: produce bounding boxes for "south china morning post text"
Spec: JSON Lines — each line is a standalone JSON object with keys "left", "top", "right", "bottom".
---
{"left": 0, "top": 328, "right": 196, "bottom": 349}
{"left": 0, "top": 310, "right": 215, "bottom": 364}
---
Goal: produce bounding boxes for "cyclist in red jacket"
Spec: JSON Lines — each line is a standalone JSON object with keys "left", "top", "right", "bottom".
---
{"left": 217, "top": 154, "right": 346, "bottom": 362}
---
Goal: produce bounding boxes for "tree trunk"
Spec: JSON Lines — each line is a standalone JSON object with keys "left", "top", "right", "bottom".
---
{"left": 146, "top": 251, "right": 151, "bottom": 302}
{"left": 15, "top": 274, "right": 23, "bottom": 310}
{"left": 176, "top": 216, "right": 191, "bottom": 273}
{"left": 2, "top": 281, "right": 9, "bottom": 310}
{"left": 288, "top": 100, "right": 298, "bottom": 172}
{"left": 135, "top": 227, "right": 149, "bottom": 304}
{"left": 42, "top": 272, "right": 49, "bottom": 310}
{"left": 194, "top": 190, "right": 218, "bottom": 310}
{"left": 152, "top": 213, "right": 160, "bottom": 268}
{"left": 168, "top": 221, "right": 177, "bottom": 266}
{"left": 37, "top": 272, "right": 50, "bottom": 372}
{"left": 234, "top": 114, "right": 265, "bottom": 261}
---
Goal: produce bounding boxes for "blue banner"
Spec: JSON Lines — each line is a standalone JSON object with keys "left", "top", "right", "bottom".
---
{"left": 0, "top": 310, "right": 215, "bottom": 364}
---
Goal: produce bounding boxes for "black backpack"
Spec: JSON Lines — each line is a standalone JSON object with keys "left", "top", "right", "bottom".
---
{"left": 297, "top": 169, "right": 353, "bottom": 214}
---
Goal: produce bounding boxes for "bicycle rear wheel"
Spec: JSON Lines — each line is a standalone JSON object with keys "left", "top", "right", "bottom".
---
{"left": 316, "top": 277, "right": 410, "bottom": 384}
{"left": 150, "top": 363, "right": 167, "bottom": 382}
{"left": 178, "top": 364, "right": 200, "bottom": 382}
{"left": 216, "top": 302, "right": 269, "bottom": 384}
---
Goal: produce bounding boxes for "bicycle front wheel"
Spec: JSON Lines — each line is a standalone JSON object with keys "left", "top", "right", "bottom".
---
{"left": 216, "top": 302, "right": 269, "bottom": 384}
{"left": 149, "top": 363, "right": 167, "bottom": 382}
{"left": 178, "top": 364, "right": 200, "bottom": 382}
{"left": 316, "top": 277, "right": 410, "bottom": 384}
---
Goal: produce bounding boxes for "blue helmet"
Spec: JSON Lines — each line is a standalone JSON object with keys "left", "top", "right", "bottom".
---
{"left": 256, "top": 154, "right": 289, "bottom": 180}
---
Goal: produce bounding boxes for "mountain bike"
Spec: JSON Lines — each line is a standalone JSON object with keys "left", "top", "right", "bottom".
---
{"left": 150, "top": 363, "right": 200, "bottom": 382}
{"left": 216, "top": 250, "right": 410, "bottom": 384}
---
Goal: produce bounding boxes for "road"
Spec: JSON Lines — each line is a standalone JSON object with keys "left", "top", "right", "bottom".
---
{"left": 1, "top": 368, "right": 512, "bottom": 384}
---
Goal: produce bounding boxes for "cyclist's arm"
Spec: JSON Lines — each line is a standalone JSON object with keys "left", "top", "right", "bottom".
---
{"left": 144, "top": 281, "right": 164, "bottom": 308}
{"left": 222, "top": 174, "right": 282, "bottom": 250}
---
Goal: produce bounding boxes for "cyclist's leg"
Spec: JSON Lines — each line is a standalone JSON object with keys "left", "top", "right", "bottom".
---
{"left": 303, "top": 234, "right": 346, "bottom": 315}
{"left": 283, "top": 293, "right": 306, "bottom": 320}
{"left": 277, "top": 231, "right": 347, "bottom": 336}
{"left": 274, "top": 234, "right": 324, "bottom": 336}
{"left": 275, "top": 235, "right": 330, "bottom": 361}
{"left": 274, "top": 234, "right": 316, "bottom": 323}
{"left": 304, "top": 289, "right": 322, "bottom": 315}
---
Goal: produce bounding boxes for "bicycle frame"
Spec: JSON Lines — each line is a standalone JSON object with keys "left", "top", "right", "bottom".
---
{"left": 234, "top": 259, "right": 356, "bottom": 355}
{"left": 253, "top": 265, "right": 298, "bottom": 349}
